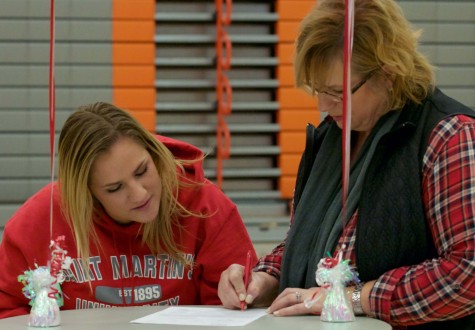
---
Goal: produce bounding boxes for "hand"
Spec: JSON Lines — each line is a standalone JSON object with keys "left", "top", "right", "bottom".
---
{"left": 218, "top": 264, "right": 279, "bottom": 309}
{"left": 267, "top": 287, "right": 325, "bottom": 316}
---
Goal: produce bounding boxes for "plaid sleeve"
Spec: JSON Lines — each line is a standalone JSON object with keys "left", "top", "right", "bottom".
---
{"left": 254, "top": 241, "right": 285, "bottom": 279}
{"left": 369, "top": 115, "right": 475, "bottom": 326}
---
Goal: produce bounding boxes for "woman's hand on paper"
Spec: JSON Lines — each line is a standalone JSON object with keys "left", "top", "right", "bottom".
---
{"left": 218, "top": 264, "right": 279, "bottom": 309}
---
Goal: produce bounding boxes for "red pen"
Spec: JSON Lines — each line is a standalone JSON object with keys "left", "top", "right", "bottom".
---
{"left": 240, "top": 250, "right": 252, "bottom": 311}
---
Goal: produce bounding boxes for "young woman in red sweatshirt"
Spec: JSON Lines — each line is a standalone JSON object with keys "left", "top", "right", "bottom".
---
{"left": 0, "top": 102, "right": 257, "bottom": 318}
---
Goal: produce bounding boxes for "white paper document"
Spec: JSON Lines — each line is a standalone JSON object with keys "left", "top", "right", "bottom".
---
{"left": 131, "top": 306, "right": 267, "bottom": 327}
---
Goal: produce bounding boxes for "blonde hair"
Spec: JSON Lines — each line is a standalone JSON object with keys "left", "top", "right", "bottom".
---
{"left": 58, "top": 102, "right": 200, "bottom": 273}
{"left": 295, "top": 0, "right": 435, "bottom": 110}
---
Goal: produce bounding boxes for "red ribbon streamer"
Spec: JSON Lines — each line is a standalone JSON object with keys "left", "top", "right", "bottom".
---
{"left": 48, "top": 236, "right": 67, "bottom": 299}
{"left": 342, "top": 0, "right": 354, "bottom": 224}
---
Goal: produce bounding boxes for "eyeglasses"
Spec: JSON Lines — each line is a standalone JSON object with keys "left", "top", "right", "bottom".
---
{"left": 315, "top": 71, "right": 375, "bottom": 103}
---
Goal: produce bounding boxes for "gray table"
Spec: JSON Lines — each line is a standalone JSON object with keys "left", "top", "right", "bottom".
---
{"left": 0, "top": 306, "right": 392, "bottom": 329}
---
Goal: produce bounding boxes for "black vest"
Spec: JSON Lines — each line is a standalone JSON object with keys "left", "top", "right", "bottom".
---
{"left": 292, "top": 88, "right": 475, "bottom": 329}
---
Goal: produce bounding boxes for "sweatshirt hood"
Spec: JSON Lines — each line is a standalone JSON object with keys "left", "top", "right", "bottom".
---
{"left": 156, "top": 134, "right": 205, "bottom": 182}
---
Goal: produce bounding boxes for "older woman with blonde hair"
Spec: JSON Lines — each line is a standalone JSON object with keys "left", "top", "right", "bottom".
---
{"left": 218, "top": 0, "right": 475, "bottom": 329}
{"left": 0, "top": 102, "right": 257, "bottom": 318}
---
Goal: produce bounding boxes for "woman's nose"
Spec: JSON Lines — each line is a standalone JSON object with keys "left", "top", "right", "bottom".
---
{"left": 129, "top": 181, "right": 147, "bottom": 201}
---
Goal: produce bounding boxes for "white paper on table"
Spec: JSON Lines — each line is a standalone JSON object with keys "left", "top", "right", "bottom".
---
{"left": 131, "top": 306, "right": 267, "bottom": 326}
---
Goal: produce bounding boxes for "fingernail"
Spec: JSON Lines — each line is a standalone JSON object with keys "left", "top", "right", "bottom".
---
{"left": 265, "top": 308, "right": 271, "bottom": 314}
{"left": 239, "top": 294, "right": 245, "bottom": 301}
{"left": 273, "top": 311, "right": 280, "bottom": 316}
{"left": 245, "top": 295, "right": 254, "bottom": 304}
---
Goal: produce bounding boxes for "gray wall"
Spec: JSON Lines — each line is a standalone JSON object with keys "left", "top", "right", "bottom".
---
{"left": 399, "top": 1, "right": 475, "bottom": 109}
{"left": 0, "top": 0, "right": 115, "bottom": 235}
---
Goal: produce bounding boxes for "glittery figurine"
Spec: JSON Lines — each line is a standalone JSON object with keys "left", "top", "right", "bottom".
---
{"left": 18, "top": 236, "right": 71, "bottom": 327}
{"left": 18, "top": 267, "right": 61, "bottom": 327}
{"left": 305, "top": 248, "right": 359, "bottom": 322}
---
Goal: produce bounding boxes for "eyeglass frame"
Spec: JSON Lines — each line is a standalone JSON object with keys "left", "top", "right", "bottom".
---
{"left": 315, "top": 70, "right": 376, "bottom": 103}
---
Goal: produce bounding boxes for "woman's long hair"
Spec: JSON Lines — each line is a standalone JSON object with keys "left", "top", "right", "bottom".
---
{"left": 58, "top": 102, "right": 200, "bottom": 274}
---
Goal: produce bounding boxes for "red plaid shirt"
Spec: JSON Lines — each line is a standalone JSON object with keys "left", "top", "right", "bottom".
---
{"left": 256, "top": 115, "right": 475, "bottom": 328}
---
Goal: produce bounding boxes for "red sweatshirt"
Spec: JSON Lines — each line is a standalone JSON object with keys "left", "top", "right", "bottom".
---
{"left": 0, "top": 135, "right": 257, "bottom": 319}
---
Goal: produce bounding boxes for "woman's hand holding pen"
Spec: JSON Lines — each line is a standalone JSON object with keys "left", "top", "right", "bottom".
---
{"left": 218, "top": 265, "right": 279, "bottom": 309}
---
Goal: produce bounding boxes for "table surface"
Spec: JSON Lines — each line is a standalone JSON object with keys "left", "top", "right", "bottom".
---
{"left": 0, "top": 306, "right": 392, "bottom": 330}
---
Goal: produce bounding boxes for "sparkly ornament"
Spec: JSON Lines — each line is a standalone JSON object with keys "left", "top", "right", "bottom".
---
{"left": 305, "top": 248, "right": 360, "bottom": 322}
{"left": 19, "top": 267, "right": 61, "bottom": 327}
{"left": 18, "top": 236, "right": 71, "bottom": 327}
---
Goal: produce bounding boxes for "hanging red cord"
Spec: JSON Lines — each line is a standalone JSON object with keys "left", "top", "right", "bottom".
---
{"left": 48, "top": 0, "right": 59, "bottom": 299}
{"left": 48, "top": 0, "right": 56, "bottom": 241}
{"left": 341, "top": 0, "right": 354, "bottom": 225}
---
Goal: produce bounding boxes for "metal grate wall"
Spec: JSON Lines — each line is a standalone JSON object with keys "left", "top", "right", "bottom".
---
{"left": 154, "top": 0, "right": 290, "bottom": 242}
